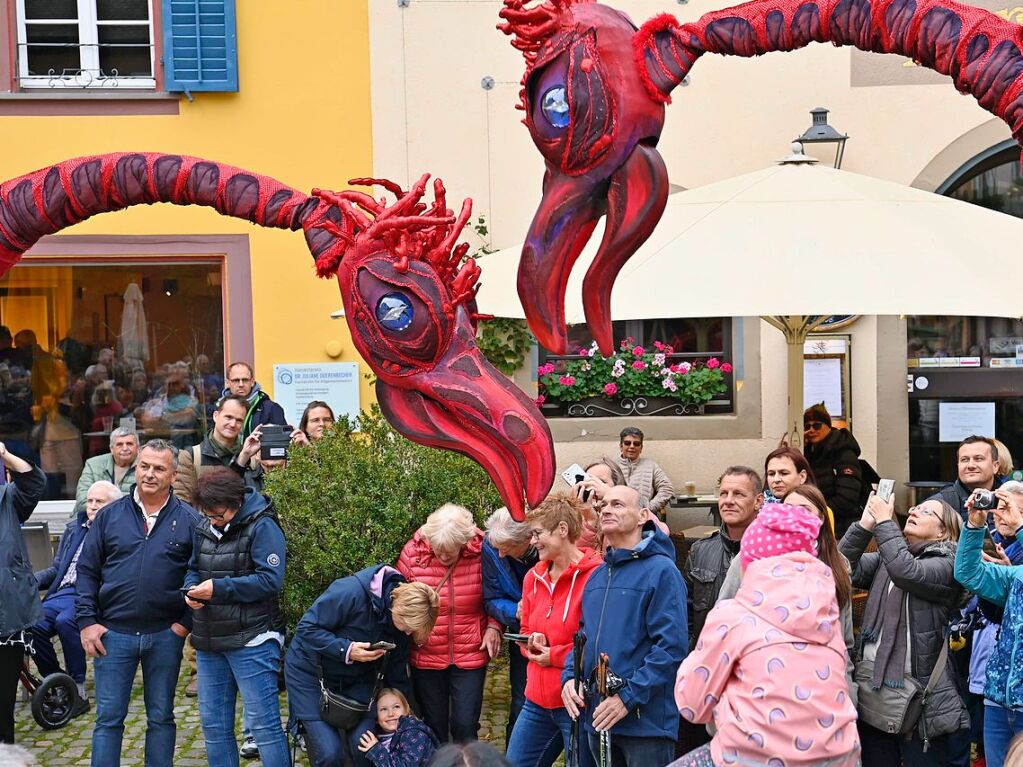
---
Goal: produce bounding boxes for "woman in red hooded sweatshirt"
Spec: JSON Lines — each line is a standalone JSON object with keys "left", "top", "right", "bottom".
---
{"left": 397, "top": 504, "right": 501, "bottom": 744}
{"left": 506, "top": 493, "right": 602, "bottom": 767}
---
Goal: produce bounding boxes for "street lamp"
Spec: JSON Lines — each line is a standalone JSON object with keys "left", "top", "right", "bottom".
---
{"left": 794, "top": 107, "right": 848, "bottom": 169}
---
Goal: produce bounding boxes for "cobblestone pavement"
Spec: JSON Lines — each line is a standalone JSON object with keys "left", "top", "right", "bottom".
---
{"left": 15, "top": 650, "right": 512, "bottom": 765}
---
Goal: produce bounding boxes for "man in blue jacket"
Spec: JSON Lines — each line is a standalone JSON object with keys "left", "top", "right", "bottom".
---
{"left": 76, "top": 439, "right": 200, "bottom": 767}
{"left": 31, "top": 480, "right": 123, "bottom": 703}
{"left": 561, "top": 485, "right": 687, "bottom": 767}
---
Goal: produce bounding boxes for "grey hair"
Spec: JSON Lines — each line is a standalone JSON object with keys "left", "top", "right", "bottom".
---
{"left": 108, "top": 426, "right": 139, "bottom": 449}
{"left": 420, "top": 504, "right": 476, "bottom": 552}
{"left": 1000, "top": 480, "right": 1023, "bottom": 495}
{"left": 0, "top": 744, "right": 35, "bottom": 766}
{"left": 721, "top": 465, "right": 763, "bottom": 492}
{"left": 88, "top": 480, "right": 124, "bottom": 501}
{"left": 484, "top": 507, "right": 532, "bottom": 547}
{"left": 140, "top": 438, "right": 179, "bottom": 469}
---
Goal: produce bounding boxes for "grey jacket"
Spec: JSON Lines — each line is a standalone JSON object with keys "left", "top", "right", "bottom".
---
{"left": 617, "top": 456, "right": 674, "bottom": 514}
{"left": 684, "top": 525, "right": 741, "bottom": 651}
{"left": 718, "top": 553, "right": 858, "bottom": 708}
{"left": 0, "top": 463, "right": 46, "bottom": 635}
{"left": 75, "top": 453, "right": 136, "bottom": 515}
{"left": 840, "top": 521, "right": 969, "bottom": 740}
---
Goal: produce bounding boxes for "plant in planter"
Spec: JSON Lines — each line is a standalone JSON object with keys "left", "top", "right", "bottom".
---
{"left": 537, "top": 339, "right": 731, "bottom": 416}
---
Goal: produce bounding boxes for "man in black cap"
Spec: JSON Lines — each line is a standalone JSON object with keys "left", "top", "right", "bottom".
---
{"left": 803, "top": 402, "right": 863, "bottom": 537}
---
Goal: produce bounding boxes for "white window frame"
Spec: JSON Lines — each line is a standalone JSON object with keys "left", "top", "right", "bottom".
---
{"left": 15, "top": 0, "right": 156, "bottom": 89}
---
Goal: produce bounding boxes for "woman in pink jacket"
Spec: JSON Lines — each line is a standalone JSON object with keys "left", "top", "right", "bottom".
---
{"left": 397, "top": 504, "right": 501, "bottom": 743}
{"left": 672, "top": 503, "right": 860, "bottom": 767}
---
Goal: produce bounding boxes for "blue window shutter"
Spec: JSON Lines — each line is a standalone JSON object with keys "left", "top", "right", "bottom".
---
{"left": 162, "top": 0, "right": 239, "bottom": 94}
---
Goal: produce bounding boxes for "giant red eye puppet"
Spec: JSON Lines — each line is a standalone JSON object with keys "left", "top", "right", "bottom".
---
{"left": 500, "top": 0, "right": 1023, "bottom": 354}
{"left": 0, "top": 153, "right": 554, "bottom": 519}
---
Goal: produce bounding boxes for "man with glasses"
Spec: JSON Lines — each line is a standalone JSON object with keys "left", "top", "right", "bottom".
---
{"left": 616, "top": 427, "right": 675, "bottom": 518}
{"left": 802, "top": 403, "right": 863, "bottom": 537}
{"left": 222, "top": 362, "right": 287, "bottom": 439}
{"left": 174, "top": 396, "right": 250, "bottom": 504}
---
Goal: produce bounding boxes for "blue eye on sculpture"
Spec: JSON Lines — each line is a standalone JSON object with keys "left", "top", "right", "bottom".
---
{"left": 541, "top": 86, "right": 570, "bottom": 128}
{"left": 376, "top": 292, "right": 415, "bottom": 332}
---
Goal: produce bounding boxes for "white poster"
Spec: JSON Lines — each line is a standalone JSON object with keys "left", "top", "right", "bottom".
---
{"left": 804, "top": 358, "right": 843, "bottom": 416}
{"left": 273, "top": 363, "right": 360, "bottom": 427}
{"left": 938, "top": 402, "right": 996, "bottom": 443}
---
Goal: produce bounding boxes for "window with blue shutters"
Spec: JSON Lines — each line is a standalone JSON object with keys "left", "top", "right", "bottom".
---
{"left": 162, "top": 0, "right": 238, "bottom": 94}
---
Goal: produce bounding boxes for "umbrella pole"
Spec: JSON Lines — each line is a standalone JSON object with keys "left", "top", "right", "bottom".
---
{"left": 762, "top": 316, "right": 829, "bottom": 449}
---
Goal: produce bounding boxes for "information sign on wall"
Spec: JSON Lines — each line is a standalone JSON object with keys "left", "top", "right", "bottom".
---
{"left": 938, "top": 402, "right": 996, "bottom": 443}
{"left": 273, "top": 363, "right": 360, "bottom": 427}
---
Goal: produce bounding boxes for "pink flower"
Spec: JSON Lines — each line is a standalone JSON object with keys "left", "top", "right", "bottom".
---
{"left": 653, "top": 353, "right": 666, "bottom": 367}
{"left": 603, "top": 383, "right": 618, "bottom": 396}
{"left": 611, "top": 365, "right": 625, "bottom": 379}
{"left": 558, "top": 375, "right": 576, "bottom": 386}
{"left": 537, "top": 363, "right": 555, "bottom": 376}
{"left": 577, "top": 347, "right": 589, "bottom": 356}
{"left": 653, "top": 341, "right": 665, "bottom": 351}
{"left": 662, "top": 377, "right": 678, "bottom": 392}
{"left": 707, "top": 357, "right": 721, "bottom": 370}
{"left": 721, "top": 362, "right": 733, "bottom": 373}
{"left": 631, "top": 360, "right": 646, "bottom": 371}
{"left": 632, "top": 346, "right": 645, "bottom": 357}
{"left": 535, "top": 395, "right": 546, "bottom": 406}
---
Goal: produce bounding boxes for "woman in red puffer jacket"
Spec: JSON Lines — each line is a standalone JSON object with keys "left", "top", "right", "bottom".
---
{"left": 397, "top": 504, "right": 501, "bottom": 743}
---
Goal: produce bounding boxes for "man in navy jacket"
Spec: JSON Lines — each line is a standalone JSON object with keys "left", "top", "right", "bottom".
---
{"left": 561, "top": 486, "right": 688, "bottom": 767}
{"left": 76, "top": 440, "right": 199, "bottom": 767}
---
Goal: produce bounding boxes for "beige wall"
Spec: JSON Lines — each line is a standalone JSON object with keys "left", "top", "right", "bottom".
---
{"left": 367, "top": 0, "right": 984, "bottom": 496}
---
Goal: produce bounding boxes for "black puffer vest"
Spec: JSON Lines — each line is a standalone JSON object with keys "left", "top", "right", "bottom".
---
{"left": 190, "top": 507, "right": 284, "bottom": 652}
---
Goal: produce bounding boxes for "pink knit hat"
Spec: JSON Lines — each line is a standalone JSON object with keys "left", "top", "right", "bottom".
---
{"left": 739, "top": 502, "right": 822, "bottom": 570}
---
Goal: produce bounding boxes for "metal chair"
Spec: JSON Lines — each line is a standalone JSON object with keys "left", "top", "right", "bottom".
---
{"left": 21, "top": 522, "right": 54, "bottom": 571}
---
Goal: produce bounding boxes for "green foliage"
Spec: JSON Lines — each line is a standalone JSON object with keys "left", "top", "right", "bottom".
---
{"left": 538, "top": 340, "right": 731, "bottom": 405}
{"left": 265, "top": 406, "right": 502, "bottom": 627}
{"left": 476, "top": 317, "right": 533, "bottom": 375}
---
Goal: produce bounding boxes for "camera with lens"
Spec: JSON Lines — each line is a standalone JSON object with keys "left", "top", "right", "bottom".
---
{"left": 972, "top": 488, "right": 999, "bottom": 511}
{"left": 259, "top": 424, "right": 291, "bottom": 461}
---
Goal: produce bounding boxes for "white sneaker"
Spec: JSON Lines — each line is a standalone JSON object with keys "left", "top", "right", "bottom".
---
{"left": 239, "top": 737, "right": 259, "bottom": 759}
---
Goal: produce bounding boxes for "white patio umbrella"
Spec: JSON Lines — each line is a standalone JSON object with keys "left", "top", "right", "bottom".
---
{"left": 476, "top": 146, "right": 1023, "bottom": 443}
{"left": 118, "top": 282, "right": 150, "bottom": 365}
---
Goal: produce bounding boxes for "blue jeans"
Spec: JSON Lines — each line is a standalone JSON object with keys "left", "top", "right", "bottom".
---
{"left": 91, "top": 628, "right": 185, "bottom": 767}
{"left": 412, "top": 665, "right": 487, "bottom": 743}
{"left": 196, "top": 641, "right": 290, "bottom": 767}
{"left": 984, "top": 701, "right": 1023, "bottom": 767}
{"left": 508, "top": 646, "right": 528, "bottom": 742}
{"left": 586, "top": 733, "right": 675, "bottom": 767}
{"left": 507, "top": 699, "right": 595, "bottom": 767}
{"left": 29, "top": 587, "right": 85, "bottom": 682}
{"left": 302, "top": 714, "right": 376, "bottom": 767}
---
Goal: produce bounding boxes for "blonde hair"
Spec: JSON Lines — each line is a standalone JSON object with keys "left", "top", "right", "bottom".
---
{"left": 994, "top": 438, "right": 1015, "bottom": 476}
{"left": 420, "top": 503, "right": 476, "bottom": 553}
{"left": 391, "top": 581, "right": 439, "bottom": 644}
{"left": 375, "top": 687, "right": 411, "bottom": 715}
{"left": 526, "top": 492, "right": 584, "bottom": 542}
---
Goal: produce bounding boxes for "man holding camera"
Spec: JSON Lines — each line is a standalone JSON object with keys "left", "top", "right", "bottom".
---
{"left": 929, "top": 435, "right": 1005, "bottom": 527}
{"left": 174, "top": 395, "right": 250, "bottom": 503}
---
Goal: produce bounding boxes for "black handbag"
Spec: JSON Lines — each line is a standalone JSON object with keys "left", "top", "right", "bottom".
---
{"left": 318, "top": 653, "right": 389, "bottom": 731}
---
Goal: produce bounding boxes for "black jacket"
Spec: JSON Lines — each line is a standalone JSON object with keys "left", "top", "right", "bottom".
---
{"left": 76, "top": 489, "right": 200, "bottom": 635}
{"left": 805, "top": 428, "right": 863, "bottom": 525}
{"left": 683, "top": 524, "right": 741, "bottom": 651}
{"left": 185, "top": 489, "right": 286, "bottom": 652}
{"left": 0, "top": 463, "right": 45, "bottom": 635}
{"left": 840, "top": 521, "right": 969, "bottom": 740}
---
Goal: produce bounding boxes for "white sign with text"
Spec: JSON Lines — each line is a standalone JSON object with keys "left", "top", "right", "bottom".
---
{"left": 273, "top": 363, "right": 360, "bottom": 427}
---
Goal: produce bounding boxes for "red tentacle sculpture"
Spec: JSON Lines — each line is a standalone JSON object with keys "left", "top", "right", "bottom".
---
{"left": 0, "top": 152, "right": 554, "bottom": 519}
{"left": 499, "top": 0, "right": 1023, "bottom": 354}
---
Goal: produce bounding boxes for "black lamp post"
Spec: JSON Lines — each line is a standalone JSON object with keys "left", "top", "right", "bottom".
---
{"left": 794, "top": 107, "right": 848, "bottom": 169}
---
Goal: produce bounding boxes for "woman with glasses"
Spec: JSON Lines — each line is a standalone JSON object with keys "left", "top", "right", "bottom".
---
{"left": 297, "top": 401, "right": 336, "bottom": 442}
{"left": 506, "top": 493, "right": 600, "bottom": 767}
{"left": 840, "top": 493, "right": 968, "bottom": 766}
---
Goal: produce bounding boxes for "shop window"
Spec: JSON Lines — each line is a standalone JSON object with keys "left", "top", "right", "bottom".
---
{"left": 15, "top": 0, "right": 157, "bottom": 88}
{"left": 0, "top": 260, "right": 226, "bottom": 500}
{"left": 944, "top": 144, "right": 1023, "bottom": 218}
{"left": 538, "top": 317, "right": 734, "bottom": 415}
{"left": 907, "top": 315, "right": 1023, "bottom": 366}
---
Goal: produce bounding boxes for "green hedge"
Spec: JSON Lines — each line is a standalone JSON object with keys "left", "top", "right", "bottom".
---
{"left": 265, "top": 406, "right": 503, "bottom": 627}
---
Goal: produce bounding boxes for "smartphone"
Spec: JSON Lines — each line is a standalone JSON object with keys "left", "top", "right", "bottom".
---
{"left": 561, "top": 463, "right": 587, "bottom": 488}
{"left": 369, "top": 641, "right": 396, "bottom": 651}
{"left": 503, "top": 632, "right": 530, "bottom": 643}
{"left": 179, "top": 587, "right": 208, "bottom": 603}
{"left": 876, "top": 479, "right": 895, "bottom": 503}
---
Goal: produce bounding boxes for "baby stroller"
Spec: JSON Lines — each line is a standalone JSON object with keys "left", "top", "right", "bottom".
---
{"left": 20, "top": 643, "right": 89, "bottom": 730}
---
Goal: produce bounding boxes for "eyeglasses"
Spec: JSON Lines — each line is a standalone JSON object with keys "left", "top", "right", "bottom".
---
{"left": 909, "top": 505, "right": 938, "bottom": 517}
{"left": 621, "top": 440, "right": 642, "bottom": 447}
{"left": 227, "top": 377, "right": 252, "bottom": 385}
{"left": 804, "top": 421, "right": 826, "bottom": 430}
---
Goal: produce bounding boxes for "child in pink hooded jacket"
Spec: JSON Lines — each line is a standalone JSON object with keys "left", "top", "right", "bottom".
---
{"left": 672, "top": 503, "right": 860, "bottom": 767}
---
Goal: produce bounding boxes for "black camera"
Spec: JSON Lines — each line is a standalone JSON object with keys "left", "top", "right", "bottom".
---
{"left": 260, "top": 424, "right": 291, "bottom": 461}
{"left": 972, "top": 489, "right": 999, "bottom": 511}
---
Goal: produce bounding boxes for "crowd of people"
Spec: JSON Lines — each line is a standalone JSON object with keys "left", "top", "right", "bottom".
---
{"left": 2, "top": 367, "right": 1023, "bottom": 767}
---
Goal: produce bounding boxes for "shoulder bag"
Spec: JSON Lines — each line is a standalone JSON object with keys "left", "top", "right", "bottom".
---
{"left": 855, "top": 635, "right": 950, "bottom": 736}
{"left": 318, "top": 652, "right": 389, "bottom": 731}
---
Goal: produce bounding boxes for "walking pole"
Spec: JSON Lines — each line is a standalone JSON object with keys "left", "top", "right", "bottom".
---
{"left": 568, "top": 631, "right": 585, "bottom": 767}
{"left": 596, "top": 652, "right": 611, "bottom": 767}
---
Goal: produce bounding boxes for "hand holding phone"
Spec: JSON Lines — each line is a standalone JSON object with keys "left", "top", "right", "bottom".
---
{"left": 876, "top": 479, "right": 895, "bottom": 503}
{"left": 561, "top": 463, "right": 587, "bottom": 488}
{"left": 179, "top": 587, "right": 208, "bottom": 604}
{"left": 503, "top": 632, "right": 530, "bottom": 643}
{"left": 368, "top": 641, "right": 396, "bottom": 651}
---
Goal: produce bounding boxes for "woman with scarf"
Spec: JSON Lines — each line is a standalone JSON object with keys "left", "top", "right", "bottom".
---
{"left": 839, "top": 493, "right": 968, "bottom": 766}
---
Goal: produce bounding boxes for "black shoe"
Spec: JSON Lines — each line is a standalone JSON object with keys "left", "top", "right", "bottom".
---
{"left": 70, "top": 695, "right": 91, "bottom": 719}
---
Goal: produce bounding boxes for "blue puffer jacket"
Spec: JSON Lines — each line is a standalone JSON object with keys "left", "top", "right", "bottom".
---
{"left": 481, "top": 537, "right": 536, "bottom": 631}
{"left": 954, "top": 525, "right": 1023, "bottom": 710}
{"left": 562, "top": 522, "right": 688, "bottom": 740}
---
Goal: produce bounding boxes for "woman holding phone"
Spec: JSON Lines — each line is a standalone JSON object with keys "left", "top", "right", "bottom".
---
{"left": 506, "top": 493, "right": 600, "bottom": 767}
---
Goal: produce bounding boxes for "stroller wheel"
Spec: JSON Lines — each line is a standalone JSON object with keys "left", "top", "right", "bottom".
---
{"left": 31, "top": 672, "right": 80, "bottom": 730}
